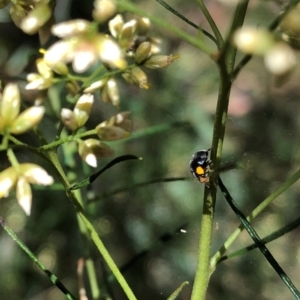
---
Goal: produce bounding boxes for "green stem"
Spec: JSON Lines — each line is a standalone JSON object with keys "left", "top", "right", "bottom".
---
{"left": 0, "top": 217, "right": 77, "bottom": 300}
{"left": 46, "top": 150, "right": 137, "bottom": 300}
{"left": 191, "top": 1, "right": 249, "bottom": 299}
{"left": 196, "top": 0, "right": 224, "bottom": 49}
{"left": 210, "top": 167, "right": 300, "bottom": 267}
{"left": 155, "top": 0, "right": 217, "bottom": 45}
{"left": 116, "top": 0, "right": 213, "bottom": 55}
{"left": 218, "top": 215, "right": 300, "bottom": 263}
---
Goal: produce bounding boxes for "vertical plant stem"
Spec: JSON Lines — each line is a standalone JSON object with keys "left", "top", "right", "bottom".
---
{"left": 191, "top": 1, "right": 249, "bottom": 299}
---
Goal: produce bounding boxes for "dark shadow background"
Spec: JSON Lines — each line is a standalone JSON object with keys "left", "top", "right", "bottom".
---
{"left": 0, "top": 0, "right": 300, "bottom": 300}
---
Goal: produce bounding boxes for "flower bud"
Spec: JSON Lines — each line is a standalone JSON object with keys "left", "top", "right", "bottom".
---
{"left": 1, "top": 83, "right": 20, "bottom": 125}
{"left": 51, "top": 19, "right": 91, "bottom": 38}
{"left": 119, "top": 19, "right": 138, "bottom": 48}
{"left": 20, "top": 3, "right": 52, "bottom": 35}
{"left": 78, "top": 139, "right": 114, "bottom": 167}
{"left": 51, "top": 62, "right": 69, "bottom": 75}
{"left": 16, "top": 176, "right": 32, "bottom": 216}
{"left": 36, "top": 59, "right": 52, "bottom": 79}
{"left": 106, "top": 78, "right": 120, "bottom": 107}
{"left": 19, "top": 163, "right": 54, "bottom": 185}
{"left": 10, "top": 4, "right": 30, "bottom": 28}
{"left": 84, "top": 79, "right": 107, "bottom": 93}
{"left": 65, "top": 81, "right": 80, "bottom": 97}
{"left": 96, "top": 111, "right": 132, "bottom": 140}
{"left": 109, "top": 14, "right": 124, "bottom": 39}
{"left": 96, "top": 125, "right": 130, "bottom": 141}
{"left": 61, "top": 108, "right": 78, "bottom": 131}
{"left": 144, "top": 54, "right": 179, "bottom": 69}
{"left": 135, "top": 42, "right": 151, "bottom": 64}
{"left": 10, "top": 106, "right": 45, "bottom": 134}
{"left": 74, "top": 94, "right": 94, "bottom": 127}
{"left": 95, "top": 35, "right": 127, "bottom": 69}
{"left": 279, "top": 4, "right": 300, "bottom": 36}
{"left": 0, "top": 167, "right": 18, "bottom": 198}
{"left": 131, "top": 66, "right": 149, "bottom": 89}
{"left": 93, "top": 0, "right": 116, "bottom": 23}
{"left": 137, "top": 17, "right": 151, "bottom": 36}
{"left": 264, "top": 42, "right": 296, "bottom": 75}
{"left": 25, "top": 74, "right": 53, "bottom": 90}
{"left": 232, "top": 27, "right": 274, "bottom": 55}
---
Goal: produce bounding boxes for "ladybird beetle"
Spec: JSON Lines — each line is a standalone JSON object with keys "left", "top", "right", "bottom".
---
{"left": 189, "top": 149, "right": 211, "bottom": 184}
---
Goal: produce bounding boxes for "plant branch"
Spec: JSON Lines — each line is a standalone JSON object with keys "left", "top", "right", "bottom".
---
{"left": 218, "top": 215, "right": 300, "bottom": 263}
{"left": 155, "top": 0, "right": 217, "bottom": 44}
{"left": 46, "top": 150, "right": 137, "bottom": 300}
{"left": 0, "top": 217, "right": 77, "bottom": 300}
{"left": 210, "top": 167, "right": 300, "bottom": 266}
{"left": 196, "top": 0, "right": 224, "bottom": 49}
{"left": 218, "top": 177, "right": 300, "bottom": 300}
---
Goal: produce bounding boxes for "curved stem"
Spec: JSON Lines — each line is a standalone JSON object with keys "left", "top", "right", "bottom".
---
{"left": 46, "top": 150, "right": 137, "bottom": 300}
{"left": 196, "top": 0, "right": 224, "bottom": 49}
{"left": 155, "top": 0, "right": 217, "bottom": 44}
{"left": 210, "top": 167, "right": 300, "bottom": 267}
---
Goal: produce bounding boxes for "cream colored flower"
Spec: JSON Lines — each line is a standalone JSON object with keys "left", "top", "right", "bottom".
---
{"left": 44, "top": 19, "right": 127, "bottom": 73}
{"left": 0, "top": 83, "right": 45, "bottom": 134}
{"left": 0, "top": 163, "right": 54, "bottom": 216}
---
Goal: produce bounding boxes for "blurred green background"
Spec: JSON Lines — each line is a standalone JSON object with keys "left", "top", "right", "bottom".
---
{"left": 1, "top": 0, "right": 300, "bottom": 299}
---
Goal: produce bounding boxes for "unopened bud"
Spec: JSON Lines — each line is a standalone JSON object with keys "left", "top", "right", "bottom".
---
{"left": 264, "top": 43, "right": 296, "bottom": 75}
{"left": 95, "top": 35, "right": 127, "bottom": 69}
{"left": 84, "top": 79, "right": 107, "bottom": 93}
{"left": 108, "top": 14, "right": 124, "bottom": 39}
{"left": 61, "top": 108, "right": 78, "bottom": 131}
{"left": 1, "top": 83, "right": 20, "bottom": 125}
{"left": 144, "top": 54, "right": 179, "bottom": 69}
{"left": 16, "top": 177, "right": 32, "bottom": 216}
{"left": 0, "top": 167, "right": 18, "bottom": 198}
{"left": 10, "top": 106, "right": 45, "bottom": 134}
{"left": 135, "top": 42, "right": 151, "bottom": 64}
{"left": 137, "top": 17, "right": 151, "bottom": 36}
{"left": 119, "top": 19, "right": 138, "bottom": 48}
{"left": 36, "top": 59, "right": 52, "bottom": 79}
{"left": 65, "top": 81, "right": 80, "bottom": 97}
{"left": 106, "top": 78, "right": 120, "bottom": 107}
{"left": 93, "top": 0, "right": 116, "bottom": 23}
{"left": 74, "top": 94, "right": 94, "bottom": 127}
{"left": 131, "top": 66, "right": 149, "bottom": 89}
{"left": 10, "top": 4, "right": 30, "bottom": 28}
{"left": 280, "top": 4, "right": 300, "bottom": 36}
{"left": 232, "top": 27, "right": 274, "bottom": 55}
{"left": 78, "top": 138, "right": 114, "bottom": 167}
{"left": 19, "top": 163, "right": 54, "bottom": 185}
{"left": 96, "top": 125, "right": 130, "bottom": 141}
{"left": 20, "top": 3, "right": 52, "bottom": 35}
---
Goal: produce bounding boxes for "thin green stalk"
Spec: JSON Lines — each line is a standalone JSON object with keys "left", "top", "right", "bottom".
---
{"left": 191, "top": 1, "right": 249, "bottom": 299}
{"left": 0, "top": 217, "right": 77, "bottom": 300}
{"left": 155, "top": 0, "right": 217, "bottom": 44}
{"left": 116, "top": 0, "right": 213, "bottom": 55}
{"left": 210, "top": 167, "right": 300, "bottom": 267}
{"left": 196, "top": 0, "right": 224, "bottom": 49}
{"left": 218, "top": 177, "right": 300, "bottom": 299}
{"left": 218, "top": 216, "right": 300, "bottom": 263}
{"left": 46, "top": 150, "right": 137, "bottom": 300}
{"left": 190, "top": 186, "right": 217, "bottom": 300}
